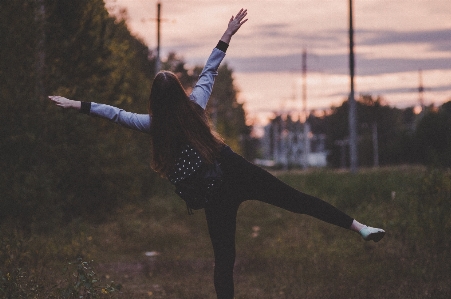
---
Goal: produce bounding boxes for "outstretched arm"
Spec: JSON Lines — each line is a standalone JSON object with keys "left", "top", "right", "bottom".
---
{"left": 48, "top": 96, "right": 151, "bottom": 133}
{"left": 190, "top": 9, "right": 248, "bottom": 109}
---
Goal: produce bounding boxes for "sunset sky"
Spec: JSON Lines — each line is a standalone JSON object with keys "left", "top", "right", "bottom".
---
{"left": 106, "top": 0, "right": 451, "bottom": 126}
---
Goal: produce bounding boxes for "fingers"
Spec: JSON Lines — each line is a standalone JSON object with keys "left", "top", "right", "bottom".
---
{"left": 230, "top": 9, "right": 247, "bottom": 22}
{"left": 48, "top": 96, "right": 62, "bottom": 100}
{"left": 228, "top": 10, "right": 247, "bottom": 30}
{"left": 48, "top": 96, "right": 66, "bottom": 107}
{"left": 48, "top": 95, "right": 61, "bottom": 103}
{"left": 235, "top": 8, "right": 248, "bottom": 24}
{"left": 236, "top": 8, "right": 247, "bottom": 17}
{"left": 223, "top": 8, "right": 248, "bottom": 38}
{"left": 48, "top": 95, "right": 57, "bottom": 103}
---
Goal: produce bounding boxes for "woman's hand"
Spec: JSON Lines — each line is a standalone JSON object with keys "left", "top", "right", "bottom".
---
{"left": 48, "top": 96, "right": 81, "bottom": 110}
{"left": 220, "top": 8, "right": 248, "bottom": 44}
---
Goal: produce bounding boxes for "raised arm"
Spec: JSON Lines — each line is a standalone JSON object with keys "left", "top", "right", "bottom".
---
{"left": 48, "top": 9, "right": 248, "bottom": 128}
{"left": 189, "top": 9, "right": 248, "bottom": 109}
{"left": 48, "top": 96, "right": 151, "bottom": 133}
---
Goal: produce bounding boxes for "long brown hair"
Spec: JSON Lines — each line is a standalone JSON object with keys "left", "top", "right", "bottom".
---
{"left": 148, "top": 71, "right": 224, "bottom": 176}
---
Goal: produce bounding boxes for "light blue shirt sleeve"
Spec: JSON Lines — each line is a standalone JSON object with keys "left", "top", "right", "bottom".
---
{"left": 189, "top": 47, "right": 226, "bottom": 109}
{"left": 86, "top": 46, "right": 226, "bottom": 132}
{"left": 89, "top": 103, "right": 151, "bottom": 133}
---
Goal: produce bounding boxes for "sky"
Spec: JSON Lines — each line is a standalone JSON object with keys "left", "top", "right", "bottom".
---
{"left": 105, "top": 0, "right": 451, "bottom": 127}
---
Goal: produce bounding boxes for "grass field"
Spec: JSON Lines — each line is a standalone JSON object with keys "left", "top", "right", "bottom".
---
{"left": 1, "top": 166, "right": 451, "bottom": 298}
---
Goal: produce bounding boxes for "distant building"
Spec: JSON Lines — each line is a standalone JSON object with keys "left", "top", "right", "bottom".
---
{"left": 259, "top": 115, "right": 328, "bottom": 168}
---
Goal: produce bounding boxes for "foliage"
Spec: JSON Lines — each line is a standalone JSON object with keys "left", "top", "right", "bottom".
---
{"left": 2, "top": 166, "right": 451, "bottom": 298}
{"left": 207, "top": 64, "right": 252, "bottom": 156}
{"left": 415, "top": 102, "right": 451, "bottom": 167}
{"left": 161, "top": 52, "right": 197, "bottom": 90}
{"left": 0, "top": 0, "right": 157, "bottom": 229}
{"left": 0, "top": 219, "right": 124, "bottom": 298}
{"left": 309, "top": 94, "right": 416, "bottom": 168}
{"left": 58, "top": 258, "right": 121, "bottom": 299}
{"left": 308, "top": 95, "right": 451, "bottom": 169}
{"left": 0, "top": 230, "right": 44, "bottom": 298}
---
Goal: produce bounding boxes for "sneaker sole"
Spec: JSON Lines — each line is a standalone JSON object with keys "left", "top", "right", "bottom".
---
{"left": 366, "top": 231, "right": 385, "bottom": 242}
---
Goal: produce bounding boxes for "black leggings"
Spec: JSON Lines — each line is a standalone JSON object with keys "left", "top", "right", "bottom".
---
{"left": 204, "top": 148, "right": 353, "bottom": 299}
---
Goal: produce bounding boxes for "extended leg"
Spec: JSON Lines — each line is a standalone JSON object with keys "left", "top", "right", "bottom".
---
{"left": 237, "top": 156, "right": 385, "bottom": 241}
{"left": 227, "top": 154, "right": 354, "bottom": 229}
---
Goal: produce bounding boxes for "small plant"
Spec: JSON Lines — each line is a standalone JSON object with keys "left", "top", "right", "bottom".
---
{"left": 58, "top": 257, "right": 121, "bottom": 299}
{"left": 0, "top": 230, "right": 45, "bottom": 298}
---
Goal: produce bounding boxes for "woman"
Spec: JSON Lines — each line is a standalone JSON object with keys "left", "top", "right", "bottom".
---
{"left": 49, "top": 9, "right": 385, "bottom": 299}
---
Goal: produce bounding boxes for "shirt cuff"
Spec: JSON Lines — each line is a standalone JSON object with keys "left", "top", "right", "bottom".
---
{"left": 216, "top": 40, "right": 229, "bottom": 53}
{"left": 80, "top": 101, "right": 91, "bottom": 114}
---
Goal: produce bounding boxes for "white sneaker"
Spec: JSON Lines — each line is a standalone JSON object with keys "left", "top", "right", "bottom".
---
{"left": 359, "top": 226, "right": 385, "bottom": 242}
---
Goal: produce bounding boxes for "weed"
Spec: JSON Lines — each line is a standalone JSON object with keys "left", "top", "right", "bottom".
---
{"left": 57, "top": 257, "right": 121, "bottom": 299}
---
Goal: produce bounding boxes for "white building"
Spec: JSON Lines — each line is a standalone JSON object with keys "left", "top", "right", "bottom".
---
{"left": 260, "top": 115, "right": 328, "bottom": 168}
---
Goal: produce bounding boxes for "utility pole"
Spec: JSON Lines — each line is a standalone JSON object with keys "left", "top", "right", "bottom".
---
{"left": 144, "top": 2, "right": 170, "bottom": 74}
{"left": 155, "top": 1, "right": 161, "bottom": 74}
{"left": 409, "top": 69, "right": 431, "bottom": 116}
{"left": 418, "top": 69, "right": 425, "bottom": 112}
{"left": 348, "top": 0, "right": 358, "bottom": 173}
{"left": 302, "top": 49, "right": 310, "bottom": 169}
{"left": 302, "top": 50, "right": 307, "bottom": 119}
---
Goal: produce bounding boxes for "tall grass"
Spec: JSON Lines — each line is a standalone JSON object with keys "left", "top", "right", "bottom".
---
{"left": 1, "top": 166, "right": 450, "bottom": 298}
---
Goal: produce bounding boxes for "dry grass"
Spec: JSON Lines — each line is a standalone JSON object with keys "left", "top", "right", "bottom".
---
{"left": 2, "top": 166, "right": 451, "bottom": 298}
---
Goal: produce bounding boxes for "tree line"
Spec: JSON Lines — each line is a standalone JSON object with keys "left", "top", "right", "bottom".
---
{"left": 0, "top": 0, "right": 249, "bottom": 229}
{"left": 306, "top": 95, "right": 451, "bottom": 168}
